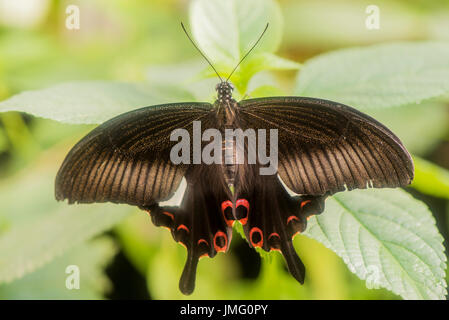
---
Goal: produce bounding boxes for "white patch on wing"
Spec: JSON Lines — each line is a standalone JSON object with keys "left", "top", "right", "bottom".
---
{"left": 159, "top": 177, "right": 187, "bottom": 207}
{"left": 277, "top": 174, "right": 300, "bottom": 196}
{"left": 366, "top": 179, "right": 374, "bottom": 189}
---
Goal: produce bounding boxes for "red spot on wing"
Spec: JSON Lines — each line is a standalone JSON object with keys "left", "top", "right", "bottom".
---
{"left": 287, "top": 215, "right": 299, "bottom": 224}
{"left": 177, "top": 224, "right": 189, "bottom": 233}
{"left": 162, "top": 211, "right": 174, "bottom": 221}
{"left": 300, "top": 200, "right": 312, "bottom": 209}
{"left": 199, "top": 253, "right": 209, "bottom": 259}
{"left": 236, "top": 199, "right": 249, "bottom": 225}
{"left": 236, "top": 199, "right": 249, "bottom": 210}
{"left": 268, "top": 232, "right": 281, "bottom": 251}
{"left": 197, "top": 239, "right": 210, "bottom": 259}
{"left": 197, "top": 239, "right": 209, "bottom": 246}
{"left": 221, "top": 200, "right": 234, "bottom": 227}
{"left": 213, "top": 231, "right": 228, "bottom": 253}
{"left": 221, "top": 200, "right": 233, "bottom": 211}
{"left": 268, "top": 232, "right": 280, "bottom": 240}
{"left": 249, "top": 227, "right": 263, "bottom": 248}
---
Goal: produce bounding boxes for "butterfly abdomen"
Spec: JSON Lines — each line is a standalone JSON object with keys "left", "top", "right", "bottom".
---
{"left": 215, "top": 97, "right": 240, "bottom": 193}
{"left": 222, "top": 131, "right": 238, "bottom": 191}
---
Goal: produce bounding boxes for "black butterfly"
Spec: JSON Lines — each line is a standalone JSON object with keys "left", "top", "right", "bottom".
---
{"left": 55, "top": 25, "right": 414, "bottom": 295}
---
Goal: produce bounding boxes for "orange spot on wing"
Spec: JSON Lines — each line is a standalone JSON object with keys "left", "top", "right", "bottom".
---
{"left": 221, "top": 200, "right": 233, "bottom": 211}
{"left": 177, "top": 224, "right": 189, "bottom": 233}
{"left": 236, "top": 199, "right": 249, "bottom": 225}
{"left": 197, "top": 239, "right": 209, "bottom": 246}
{"left": 287, "top": 215, "right": 299, "bottom": 224}
{"left": 300, "top": 200, "right": 312, "bottom": 209}
{"left": 199, "top": 253, "right": 209, "bottom": 259}
{"left": 268, "top": 232, "right": 280, "bottom": 240}
{"left": 213, "top": 231, "right": 228, "bottom": 253}
{"left": 236, "top": 199, "right": 249, "bottom": 210}
{"left": 178, "top": 241, "right": 187, "bottom": 249}
{"left": 221, "top": 200, "right": 234, "bottom": 227}
{"left": 239, "top": 218, "right": 248, "bottom": 225}
{"left": 268, "top": 232, "right": 281, "bottom": 251}
{"left": 249, "top": 227, "right": 263, "bottom": 248}
{"left": 162, "top": 211, "right": 174, "bottom": 221}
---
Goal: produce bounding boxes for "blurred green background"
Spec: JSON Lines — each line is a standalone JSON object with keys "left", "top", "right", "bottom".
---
{"left": 0, "top": 0, "right": 448, "bottom": 299}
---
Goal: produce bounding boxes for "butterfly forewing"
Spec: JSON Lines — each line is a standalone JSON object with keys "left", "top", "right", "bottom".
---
{"left": 238, "top": 97, "right": 414, "bottom": 196}
{"left": 55, "top": 102, "right": 213, "bottom": 207}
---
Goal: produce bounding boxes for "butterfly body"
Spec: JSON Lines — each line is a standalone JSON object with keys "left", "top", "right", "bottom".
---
{"left": 215, "top": 86, "right": 240, "bottom": 190}
{"left": 55, "top": 81, "right": 413, "bottom": 295}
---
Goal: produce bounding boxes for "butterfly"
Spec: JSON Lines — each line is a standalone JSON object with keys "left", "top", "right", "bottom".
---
{"left": 55, "top": 24, "right": 414, "bottom": 295}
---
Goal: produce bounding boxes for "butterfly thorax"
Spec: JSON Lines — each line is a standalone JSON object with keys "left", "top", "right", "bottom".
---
{"left": 215, "top": 81, "right": 234, "bottom": 103}
{"left": 214, "top": 82, "right": 237, "bottom": 126}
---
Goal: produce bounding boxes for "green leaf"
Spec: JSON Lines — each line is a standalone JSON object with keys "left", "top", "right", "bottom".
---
{"left": 282, "top": 1, "right": 422, "bottom": 49}
{"left": 295, "top": 42, "right": 449, "bottom": 109}
{"left": 0, "top": 81, "right": 196, "bottom": 124}
{"left": 189, "top": 0, "right": 287, "bottom": 93}
{"left": 196, "top": 54, "right": 299, "bottom": 94}
{"left": 231, "top": 53, "right": 300, "bottom": 93}
{"left": 115, "top": 212, "right": 160, "bottom": 276}
{"left": 412, "top": 156, "right": 449, "bottom": 200}
{"left": 0, "top": 146, "right": 132, "bottom": 284}
{"left": 304, "top": 188, "right": 447, "bottom": 300}
{"left": 249, "top": 85, "right": 285, "bottom": 98}
{"left": 361, "top": 101, "right": 449, "bottom": 155}
{"left": 0, "top": 237, "right": 117, "bottom": 299}
{"left": 190, "top": 0, "right": 283, "bottom": 66}
{"left": 249, "top": 53, "right": 301, "bottom": 72}
{"left": 0, "top": 203, "right": 130, "bottom": 284}
{"left": 0, "top": 126, "right": 9, "bottom": 153}
{"left": 147, "top": 232, "right": 237, "bottom": 299}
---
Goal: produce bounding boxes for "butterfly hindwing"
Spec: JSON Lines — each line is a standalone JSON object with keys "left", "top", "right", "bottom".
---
{"left": 144, "top": 164, "right": 232, "bottom": 295}
{"left": 233, "top": 164, "right": 328, "bottom": 284}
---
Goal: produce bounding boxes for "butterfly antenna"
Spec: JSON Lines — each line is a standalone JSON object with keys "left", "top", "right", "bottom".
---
{"left": 226, "top": 23, "right": 269, "bottom": 82}
{"left": 181, "top": 22, "right": 223, "bottom": 82}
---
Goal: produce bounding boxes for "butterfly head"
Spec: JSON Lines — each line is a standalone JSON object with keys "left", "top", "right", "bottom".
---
{"left": 216, "top": 82, "right": 234, "bottom": 103}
